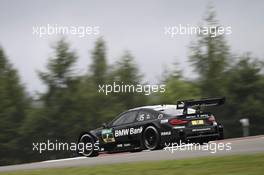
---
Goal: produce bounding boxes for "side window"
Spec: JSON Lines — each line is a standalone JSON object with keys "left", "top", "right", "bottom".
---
{"left": 136, "top": 111, "right": 155, "bottom": 122}
{"left": 112, "top": 111, "right": 137, "bottom": 126}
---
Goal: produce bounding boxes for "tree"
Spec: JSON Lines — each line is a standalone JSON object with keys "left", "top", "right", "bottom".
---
{"left": 222, "top": 55, "right": 264, "bottom": 137}
{"left": 90, "top": 38, "right": 107, "bottom": 85}
{"left": 155, "top": 62, "right": 200, "bottom": 104}
{"left": 78, "top": 38, "right": 115, "bottom": 127}
{"left": 38, "top": 39, "right": 84, "bottom": 139}
{"left": 189, "top": 6, "right": 230, "bottom": 97}
{"left": 111, "top": 51, "right": 147, "bottom": 109}
{"left": 21, "top": 39, "right": 93, "bottom": 162}
{"left": 39, "top": 39, "right": 77, "bottom": 90}
{"left": 21, "top": 39, "right": 83, "bottom": 154}
{"left": 0, "top": 47, "right": 28, "bottom": 165}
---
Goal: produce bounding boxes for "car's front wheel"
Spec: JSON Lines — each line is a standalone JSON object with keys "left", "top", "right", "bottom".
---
{"left": 142, "top": 126, "right": 160, "bottom": 150}
{"left": 78, "top": 133, "right": 99, "bottom": 157}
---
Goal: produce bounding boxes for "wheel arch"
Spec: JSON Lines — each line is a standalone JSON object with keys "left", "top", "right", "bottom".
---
{"left": 78, "top": 131, "right": 98, "bottom": 143}
{"left": 140, "top": 122, "right": 162, "bottom": 150}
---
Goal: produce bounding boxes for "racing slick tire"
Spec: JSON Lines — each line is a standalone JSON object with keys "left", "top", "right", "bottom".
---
{"left": 142, "top": 126, "right": 161, "bottom": 150}
{"left": 77, "top": 133, "right": 99, "bottom": 157}
{"left": 218, "top": 130, "right": 224, "bottom": 140}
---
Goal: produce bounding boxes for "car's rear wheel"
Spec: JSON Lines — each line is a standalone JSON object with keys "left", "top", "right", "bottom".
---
{"left": 218, "top": 131, "right": 224, "bottom": 140}
{"left": 78, "top": 133, "right": 99, "bottom": 157}
{"left": 142, "top": 126, "right": 160, "bottom": 150}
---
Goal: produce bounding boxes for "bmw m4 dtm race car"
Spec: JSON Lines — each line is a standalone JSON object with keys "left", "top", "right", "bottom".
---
{"left": 77, "top": 97, "right": 225, "bottom": 157}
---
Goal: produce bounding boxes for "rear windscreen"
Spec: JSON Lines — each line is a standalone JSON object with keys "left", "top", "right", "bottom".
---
{"left": 159, "top": 108, "right": 196, "bottom": 116}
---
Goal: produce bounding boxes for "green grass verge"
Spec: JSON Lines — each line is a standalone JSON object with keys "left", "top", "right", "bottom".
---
{"left": 1, "top": 153, "right": 264, "bottom": 175}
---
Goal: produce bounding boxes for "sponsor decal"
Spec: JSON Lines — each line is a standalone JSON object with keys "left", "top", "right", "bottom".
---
{"left": 186, "top": 114, "right": 209, "bottom": 119}
{"left": 161, "top": 131, "right": 171, "bottom": 136}
{"left": 200, "top": 114, "right": 209, "bottom": 117}
{"left": 124, "top": 143, "right": 131, "bottom": 147}
{"left": 115, "top": 127, "right": 143, "bottom": 137}
{"left": 102, "top": 129, "right": 115, "bottom": 143}
{"left": 192, "top": 128, "right": 211, "bottom": 132}
{"left": 173, "top": 126, "right": 185, "bottom": 129}
{"left": 116, "top": 143, "right": 131, "bottom": 148}
{"left": 160, "top": 119, "right": 168, "bottom": 124}
{"left": 158, "top": 114, "right": 163, "bottom": 119}
{"left": 186, "top": 115, "right": 197, "bottom": 119}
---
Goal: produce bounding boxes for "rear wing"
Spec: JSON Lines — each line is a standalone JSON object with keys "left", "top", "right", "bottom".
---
{"left": 176, "top": 97, "right": 225, "bottom": 114}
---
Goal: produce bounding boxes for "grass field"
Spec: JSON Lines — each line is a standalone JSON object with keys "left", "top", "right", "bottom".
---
{"left": 1, "top": 154, "right": 264, "bottom": 175}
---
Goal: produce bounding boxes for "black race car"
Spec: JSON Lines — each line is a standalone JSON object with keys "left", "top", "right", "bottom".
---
{"left": 77, "top": 97, "right": 225, "bottom": 157}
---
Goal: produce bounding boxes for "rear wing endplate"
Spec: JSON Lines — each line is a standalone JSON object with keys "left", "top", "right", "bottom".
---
{"left": 176, "top": 97, "right": 225, "bottom": 112}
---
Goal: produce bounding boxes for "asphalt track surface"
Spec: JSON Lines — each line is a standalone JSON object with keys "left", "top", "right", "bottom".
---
{"left": 1, "top": 135, "right": 264, "bottom": 172}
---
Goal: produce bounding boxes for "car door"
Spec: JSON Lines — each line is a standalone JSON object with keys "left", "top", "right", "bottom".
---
{"left": 111, "top": 111, "right": 138, "bottom": 144}
{"left": 130, "top": 109, "right": 157, "bottom": 140}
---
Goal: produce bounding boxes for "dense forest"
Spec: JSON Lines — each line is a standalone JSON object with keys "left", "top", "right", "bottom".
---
{"left": 1, "top": 9, "right": 264, "bottom": 165}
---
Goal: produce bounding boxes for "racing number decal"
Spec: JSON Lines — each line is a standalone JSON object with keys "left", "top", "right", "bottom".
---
{"left": 102, "top": 129, "right": 116, "bottom": 143}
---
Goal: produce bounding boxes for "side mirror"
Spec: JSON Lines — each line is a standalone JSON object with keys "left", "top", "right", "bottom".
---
{"left": 102, "top": 123, "right": 107, "bottom": 128}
